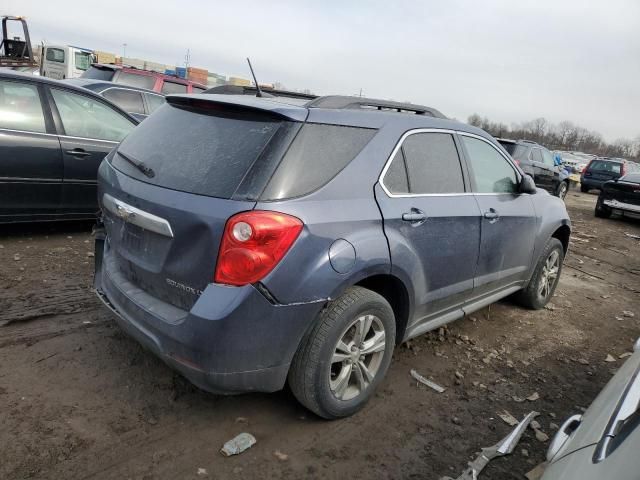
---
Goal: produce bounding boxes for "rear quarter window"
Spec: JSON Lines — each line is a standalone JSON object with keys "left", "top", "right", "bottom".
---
{"left": 115, "top": 72, "right": 156, "bottom": 90}
{"left": 260, "top": 123, "right": 376, "bottom": 200}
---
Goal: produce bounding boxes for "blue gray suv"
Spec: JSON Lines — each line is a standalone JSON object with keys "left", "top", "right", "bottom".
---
{"left": 94, "top": 93, "right": 571, "bottom": 418}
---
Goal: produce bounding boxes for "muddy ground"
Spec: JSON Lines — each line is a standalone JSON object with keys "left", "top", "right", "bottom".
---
{"left": 1, "top": 190, "right": 639, "bottom": 480}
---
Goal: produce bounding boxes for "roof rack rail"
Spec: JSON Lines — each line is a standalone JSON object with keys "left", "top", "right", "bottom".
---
{"left": 306, "top": 95, "right": 446, "bottom": 118}
{"left": 204, "top": 84, "right": 318, "bottom": 101}
{"left": 519, "top": 139, "right": 538, "bottom": 144}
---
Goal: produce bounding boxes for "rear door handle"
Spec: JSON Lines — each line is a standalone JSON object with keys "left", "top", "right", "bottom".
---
{"left": 483, "top": 208, "right": 499, "bottom": 222}
{"left": 66, "top": 148, "right": 91, "bottom": 158}
{"left": 402, "top": 209, "right": 427, "bottom": 224}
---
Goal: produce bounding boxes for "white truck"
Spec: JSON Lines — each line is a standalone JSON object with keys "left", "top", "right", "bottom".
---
{"left": 40, "top": 45, "right": 95, "bottom": 79}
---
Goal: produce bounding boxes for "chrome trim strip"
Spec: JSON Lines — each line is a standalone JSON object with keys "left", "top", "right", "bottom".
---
{"left": 0, "top": 176, "right": 58, "bottom": 182}
{"left": 604, "top": 199, "right": 640, "bottom": 213}
{"left": 378, "top": 128, "right": 522, "bottom": 198}
{"left": 102, "top": 193, "right": 173, "bottom": 238}
{"left": 0, "top": 127, "right": 120, "bottom": 144}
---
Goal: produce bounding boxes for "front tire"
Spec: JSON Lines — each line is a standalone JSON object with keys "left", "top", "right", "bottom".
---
{"left": 288, "top": 286, "right": 396, "bottom": 419}
{"left": 595, "top": 197, "right": 612, "bottom": 218}
{"left": 517, "top": 238, "right": 564, "bottom": 310}
{"left": 556, "top": 181, "right": 569, "bottom": 200}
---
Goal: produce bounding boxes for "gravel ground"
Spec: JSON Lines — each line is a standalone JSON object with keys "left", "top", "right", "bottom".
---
{"left": 1, "top": 190, "right": 639, "bottom": 480}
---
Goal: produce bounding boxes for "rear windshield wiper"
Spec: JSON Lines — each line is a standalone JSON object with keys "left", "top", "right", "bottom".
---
{"left": 116, "top": 150, "right": 155, "bottom": 178}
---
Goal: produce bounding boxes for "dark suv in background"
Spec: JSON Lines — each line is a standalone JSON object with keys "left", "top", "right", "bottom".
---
{"left": 94, "top": 93, "right": 571, "bottom": 418}
{"left": 580, "top": 157, "right": 640, "bottom": 192}
{"left": 498, "top": 138, "right": 570, "bottom": 199}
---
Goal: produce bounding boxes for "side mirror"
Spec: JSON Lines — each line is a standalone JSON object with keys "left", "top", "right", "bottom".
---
{"left": 519, "top": 174, "right": 537, "bottom": 194}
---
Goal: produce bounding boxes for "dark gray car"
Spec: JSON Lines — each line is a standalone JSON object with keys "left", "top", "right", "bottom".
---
{"left": 94, "top": 94, "right": 571, "bottom": 418}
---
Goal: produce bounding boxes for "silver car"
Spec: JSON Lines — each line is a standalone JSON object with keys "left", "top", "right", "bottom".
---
{"left": 543, "top": 338, "right": 640, "bottom": 479}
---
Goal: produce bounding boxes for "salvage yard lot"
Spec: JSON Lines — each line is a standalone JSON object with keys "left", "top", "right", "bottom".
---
{"left": 1, "top": 191, "right": 639, "bottom": 480}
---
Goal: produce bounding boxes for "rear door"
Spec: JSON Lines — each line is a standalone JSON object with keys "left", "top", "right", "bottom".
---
{"left": 48, "top": 86, "right": 137, "bottom": 214}
{"left": 530, "top": 147, "right": 553, "bottom": 191}
{"left": 375, "top": 130, "right": 481, "bottom": 326}
{"left": 459, "top": 133, "right": 536, "bottom": 296}
{"left": 0, "top": 77, "right": 63, "bottom": 219}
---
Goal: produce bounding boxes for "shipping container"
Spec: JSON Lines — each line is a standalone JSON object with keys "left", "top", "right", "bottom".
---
{"left": 175, "top": 66, "right": 187, "bottom": 79}
{"left": 228, "top": 76, "right": 251, "bottom": 86}
{"left": 122, "top": 57, "right": 145, "bottom": 69}
{"left": 94, "top": 50, "right": 116, "bottom": 64}
{"left": 145, "top": 60, "right": 168, "bottom": 72}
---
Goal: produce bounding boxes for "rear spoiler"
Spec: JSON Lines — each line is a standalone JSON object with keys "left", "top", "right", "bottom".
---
{"left": 165, "top": 94, "right": 309, "bottom": 122}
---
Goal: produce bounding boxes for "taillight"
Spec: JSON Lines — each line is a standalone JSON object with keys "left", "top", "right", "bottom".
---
{"left": 584, "top": 160, "right": 594, "bottom": 174}
{"left": 620, "top": 163, "right": 626, "bottom": 176}
{"left": 514, "top": 159, "right": 521, "bottom": 166}
{"left": 214, "top": 211, "right": 303, "bottom": 286}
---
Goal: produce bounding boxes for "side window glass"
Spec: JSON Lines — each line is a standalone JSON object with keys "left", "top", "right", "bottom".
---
{"left": 401, "top": 133, "right": 465, "bottom": 194}
{"left": 531, "top": 148, "right": 543, "bottom": 163}
{"left": 144, "top": 93, "right": 166, "bottom": 114}
{"left": 462, "top": 136, "right": 518, "bottom": 194}
{"left": 50, "top": 88, "right": 136, "bottom": 142}
{"left": 161, "top": 81, "right": 188, "bottom": 94}
{"left": 102, "top": 89, "right": 145, "bottom": 114}
{"left": 46, "top": 48, "right": 65, "bottom": 63}
{"left": 383, "top": 149, "right": 409, "bottom": 194}
{"left": 542, "top": 149, "right": 555, "bottom": 167}
{"left": 0, "top": 80, "right": 46, "bottom": 133}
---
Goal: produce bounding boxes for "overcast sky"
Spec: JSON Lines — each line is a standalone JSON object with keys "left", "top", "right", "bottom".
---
{"left": 7, "top": 0, "right": 640, "bottom": 141}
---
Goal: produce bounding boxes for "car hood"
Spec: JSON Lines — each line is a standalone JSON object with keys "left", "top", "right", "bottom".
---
{"left": 551, "top": 347, "right": 640, "bottom": 462}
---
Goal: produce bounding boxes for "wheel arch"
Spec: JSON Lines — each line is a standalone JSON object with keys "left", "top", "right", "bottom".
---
{"left": 354, "top": 274, "right": 411, "bottom": 344}
{"left": 552, "top": 224, "right": 571, "bottom": 253}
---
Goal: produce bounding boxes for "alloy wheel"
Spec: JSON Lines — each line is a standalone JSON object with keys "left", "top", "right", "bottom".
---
{"left": 329, "top": 314, "right": 386, "bottom": 401}
{"left": 538, "top": 250, "right": 560, "bottom": 299}
{"left": 558, "top": 183, "right": 568, "bottom": 200}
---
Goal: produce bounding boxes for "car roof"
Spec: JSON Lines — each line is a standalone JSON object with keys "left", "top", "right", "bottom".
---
{"left": 166, "top": 93, "right": 493, "bottom": 141}
{"left": 65, "top": 78, "right": 160, "bottom": 95}
{"left": 90, "top": 63, "right": 205, "bottom": 87}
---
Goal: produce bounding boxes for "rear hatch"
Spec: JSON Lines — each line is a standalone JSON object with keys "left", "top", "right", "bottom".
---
{"left": 99, "top": 95, "right": 307, "bottom": 311}
{"left": 585, "top": 160, "right": 623, "bottom": 182}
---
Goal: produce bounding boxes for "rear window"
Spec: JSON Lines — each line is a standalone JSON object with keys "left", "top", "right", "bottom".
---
{"left": 161, "top": 81, "right": 188, "bottom": 94}
{"left": 115, "top": 71, "right": 156, "bottom": 90}
{"left": 112, "top": 104, "right": 283, "bottom": 199}
{"left": 81, "top": 66, "right": 115, "bottom": 81}
{"left": 589, "top": 160, "right": 621, "bottom": 174}
{"left": 261, "top": 123, "right": 376, "bottom": 200}
{"left": 498, "top": 141, "right": 527, "bottom": 160}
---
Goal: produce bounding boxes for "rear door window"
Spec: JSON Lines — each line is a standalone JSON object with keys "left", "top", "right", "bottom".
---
{"left": 399, "top": 132, "right": 465, "bottom": 194}
{"left": 261, "top": 123, "right": 376, "bottom": 200}
{"left": 50, "top": 88, "right": 136, "bottom": 141}
{"left": 462, "top": 136, "right": 519, "bottom": 194}
{"left": 102, "top": 89, "right": 145, "bottom": 114}
{"left": 161, "top": 81, "right": 188, "bottom": 94}
{"left": 542, "top": 149, "right": 555, "bottom": 167}
{"left": 115, "top": 72, "right": 156, "bottom": 90}
{"left": 113, "top": 104, "right": 284, "bottom": 198}
{"left": 0, "top": 79, "right": 47, "bottom": 133}
{"left": 531, "top": 148, "right": 543, "bottom": 163}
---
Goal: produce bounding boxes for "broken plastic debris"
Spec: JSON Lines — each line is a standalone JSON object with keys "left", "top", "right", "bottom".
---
{"left": 605, "top": 354, "right": 616, "bottom": 362}
{"left": 274, "top": 450, "right": 288, "bottom": 461}
{"left": 526, "top": 392, "right": 540, "bottom": 402}
{"left": 498, "top": 411, "right": 519, "bottom": 426}
{"left": 410, "top": 369, "right": 446, "bottom": 393}
{"left": 197, "top": 467, "right": 207, "bottom": 476}
{"left": 220, "top": 433, "right": 256, "bottom": 457}
{"left": 625, "top": 233, "right": 640, "bottom": 240}
{"left": 441, "top": 411, "right": 539, "bottom": 480}
{"left": 619, "top": 352, "right": 633, "bottom": 359}
{"left": 622, "top": 311, "right": 635, "bottom": 318}
{"left": 525, "top": 462, "right": 548, "bottom": 480}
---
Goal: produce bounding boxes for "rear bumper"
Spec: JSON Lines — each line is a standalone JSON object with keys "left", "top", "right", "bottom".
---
{"left": 94, "top": 237, "right": 324, "bottom": 394}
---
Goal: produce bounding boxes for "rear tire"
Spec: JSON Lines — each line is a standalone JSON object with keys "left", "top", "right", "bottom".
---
{"left": 580, "top": 185, "right": 589, "bottom": 193}
{"left": 288, "top": 286, "right": 396, "bottom": 419}
{"left": 516, "top": 238, "right": 564, "bottom": 310}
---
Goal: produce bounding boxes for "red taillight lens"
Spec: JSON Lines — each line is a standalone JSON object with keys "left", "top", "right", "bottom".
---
{"left": 621, "top": 163, "right": 626, "bottom": 176}
{"left": 214, "top": 211, "right": 303, "bottom": 286}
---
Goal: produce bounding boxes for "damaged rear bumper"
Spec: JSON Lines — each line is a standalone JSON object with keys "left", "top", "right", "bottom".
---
{"left": 94, "top": 236, "right": 325, "bottom": 394}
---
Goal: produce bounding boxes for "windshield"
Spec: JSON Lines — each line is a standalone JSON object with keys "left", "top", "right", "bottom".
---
{"left": 74, "top": 51, "right": 92, "bottom": 71}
